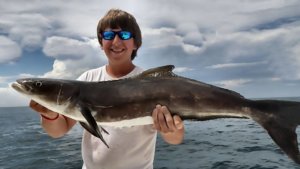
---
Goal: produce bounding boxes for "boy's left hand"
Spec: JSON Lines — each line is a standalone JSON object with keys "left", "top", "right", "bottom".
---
{"left": 152, "top": 104, "right": 184, "bottom": 133}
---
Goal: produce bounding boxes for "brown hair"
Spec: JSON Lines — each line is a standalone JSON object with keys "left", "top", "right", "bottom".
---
{"left": 97, "top": 9, "right": 142, "bottom": 60}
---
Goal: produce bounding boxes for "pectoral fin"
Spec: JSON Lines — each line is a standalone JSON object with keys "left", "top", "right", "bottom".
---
{"left": 80, "top": 106, "right": 109, "bottom": 148}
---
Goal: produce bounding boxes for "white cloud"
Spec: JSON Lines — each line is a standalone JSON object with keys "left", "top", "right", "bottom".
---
{"left": 1, "top": 0, "right": 300, "bottom": 106}
{"left": 215, "top": 79, "right": 252, "bottom": 89}
{"left": 5, "top": 13, "right": 51, "bottom": 51}
{"left": 269, "top": 77, "right": 281, "bottom": 81}
{"left": 143, "top": 28, "right": 182, "bottom": 49}
{"left": 174, "top": 67, "right": 194, "bottom": 73}
{"left": 42, "top": 37, "right": 106, "bottom": 79}
{"left": 260, "top": 27, "right": 300, "bottom": 80}
{"left": 0, "top": 36, "right": 22, "bottom": 63}
{"left": 43, "top": 36, "right": 92, "bottom": 60}
{"left": 0, "top": 74, "right": 35, "bottom": 88}
{"left": 206, "top": 61, "right": 268, "bottom": 69}
{"left": 182, "top": 44, "right": 203, "bottom": 55}
{"left": 0, "top": 87, "right": 29, "bottom": 107}
{"left": 143, "top": 27, "right": 205, "bottom": 55}
{"left": 0, "top": 77, "right": 8, "bottom": 84}
{"left": 18, "top": 73, "right": 36, "bottom": 78}
{"left": 176, "top": 22, "right": 199, "bottom": 34}
{"left": 0, "top": 73, "right": 44, "bottom": 107}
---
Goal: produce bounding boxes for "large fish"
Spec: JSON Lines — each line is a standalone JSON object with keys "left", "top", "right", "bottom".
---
{"left": 11, "top": 65, "right": 300, "bottom": 164}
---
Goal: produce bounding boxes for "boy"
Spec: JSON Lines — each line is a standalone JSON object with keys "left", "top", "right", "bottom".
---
{"left": 30, "top": 9, "right": 184, "bottom": 169}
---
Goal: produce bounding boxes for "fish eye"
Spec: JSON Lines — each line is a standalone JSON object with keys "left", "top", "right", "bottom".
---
{"left": 35, "top": 81, "right": 42, "bottom": 87}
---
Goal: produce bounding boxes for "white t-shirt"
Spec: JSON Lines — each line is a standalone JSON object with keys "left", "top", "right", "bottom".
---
{"left": 77, "top": 65, "right": 157, "bottom": 169}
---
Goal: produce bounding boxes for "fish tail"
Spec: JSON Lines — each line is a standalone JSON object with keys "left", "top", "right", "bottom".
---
{"left": 252, "top": 100, "right": 300, "bottom": 163}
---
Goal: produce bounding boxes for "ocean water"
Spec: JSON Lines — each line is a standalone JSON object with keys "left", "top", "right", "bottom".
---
{"left": 1, "top": 98, "right": 300, "bottom": 169}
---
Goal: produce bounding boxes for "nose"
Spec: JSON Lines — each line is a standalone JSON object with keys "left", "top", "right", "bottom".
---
{"left": 112, "top": 34, "right": 122, "bottom": 46}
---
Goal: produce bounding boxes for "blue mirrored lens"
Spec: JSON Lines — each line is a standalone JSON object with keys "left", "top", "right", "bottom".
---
{"left": 102, "top": 31, "right": 115, "bottom": 40}
{"left": 119, "top": 31, "right": 132, "bottom": 40}
{"left": 102, "top": 31, "right": 132, "bottom": 40}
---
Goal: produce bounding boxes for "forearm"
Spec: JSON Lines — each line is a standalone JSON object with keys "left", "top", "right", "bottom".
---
{"left": 30, "top": 100, "right": 76, "bottom": 138}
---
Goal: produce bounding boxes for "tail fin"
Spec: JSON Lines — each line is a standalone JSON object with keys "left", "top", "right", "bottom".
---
{"left": 252, "top": 100, "right": 300, "bottom": 163}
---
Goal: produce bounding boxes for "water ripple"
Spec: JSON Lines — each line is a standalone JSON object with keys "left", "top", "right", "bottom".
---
{"left": 2, "top": 106, "right": 300, "bottom": 169}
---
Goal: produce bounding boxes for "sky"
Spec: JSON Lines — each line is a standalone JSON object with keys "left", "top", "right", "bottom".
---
{"left": 1, "top": 0, "right": 300, "bottom": 107}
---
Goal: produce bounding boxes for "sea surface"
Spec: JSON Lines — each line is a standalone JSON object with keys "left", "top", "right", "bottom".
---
{"left": 1, "top": 97, "right": 300, "bottom": 169}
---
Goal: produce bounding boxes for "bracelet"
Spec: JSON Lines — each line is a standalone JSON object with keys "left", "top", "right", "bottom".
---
{"left": 41, "top": 113, "right": 60, "bottom": 121}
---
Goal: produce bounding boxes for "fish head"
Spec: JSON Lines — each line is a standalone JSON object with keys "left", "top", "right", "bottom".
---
{"left": 11, "top": 78, "right": 79, "bottom": 108}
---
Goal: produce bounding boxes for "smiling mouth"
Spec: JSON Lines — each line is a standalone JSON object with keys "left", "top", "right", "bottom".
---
{"left": 111, "top": 49, "right": 125, "bottom": 53}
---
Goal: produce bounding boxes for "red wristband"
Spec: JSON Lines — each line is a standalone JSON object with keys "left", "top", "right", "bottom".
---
{"left": 41, "top": 113, "right": 59, "bottom": 121}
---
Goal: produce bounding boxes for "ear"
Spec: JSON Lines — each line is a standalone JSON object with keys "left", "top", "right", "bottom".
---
{"left": 133, "top": 43, "right": 137, "bottom": 50}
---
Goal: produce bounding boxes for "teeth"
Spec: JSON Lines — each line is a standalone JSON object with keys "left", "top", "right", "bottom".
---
{"left": 111, "top": 49, "right": 124, "bottom": 53}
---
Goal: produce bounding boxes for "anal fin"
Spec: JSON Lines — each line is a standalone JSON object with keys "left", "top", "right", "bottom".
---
{"left": 79, "top": 122, "right": 109, "bottom": 142}
{"left": 80, "top": 106, "right": 109, "bottom": 148}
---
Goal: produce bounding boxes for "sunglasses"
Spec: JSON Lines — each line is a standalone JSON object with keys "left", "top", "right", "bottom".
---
{"left": 102, "top": 31, "right": 133, "bottom": 40}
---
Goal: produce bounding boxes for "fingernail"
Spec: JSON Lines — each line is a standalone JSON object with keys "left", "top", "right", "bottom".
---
{"left": 175, "top": 122, "right": 183, "bottom": 129}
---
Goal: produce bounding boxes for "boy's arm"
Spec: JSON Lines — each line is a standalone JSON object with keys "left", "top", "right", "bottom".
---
{"left": 29, "top": 100, "right": 77, "bottom": 138}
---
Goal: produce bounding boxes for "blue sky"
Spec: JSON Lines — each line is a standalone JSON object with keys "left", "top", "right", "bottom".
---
{"left": 1, "top": 0, "right": 300, "bottom": 107}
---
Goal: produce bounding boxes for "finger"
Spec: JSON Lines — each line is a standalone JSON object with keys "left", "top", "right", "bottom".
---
{"left": 152, "top": 106, "right": 160, "bottom": 130}
{"left": 158, "top": 106, "right": 169, "bottom": 133}
{"left": 29, "top": 100, "right": 48, "bottom": 114}
{"left": 29, "top": 100, "right": 37, "bottom": 109}
{"left": 161, "top": 106, "right": 176, "bottom": 132}
{"left": 29, "top": 100, "right": 42, "bottom": 112}
{"left": 173, "top": 115, "right": 184, "bottom": 130}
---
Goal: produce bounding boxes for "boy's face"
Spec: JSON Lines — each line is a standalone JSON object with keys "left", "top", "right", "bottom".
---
{"left": 101, "top": 28, "right": 136, "bottom": 65}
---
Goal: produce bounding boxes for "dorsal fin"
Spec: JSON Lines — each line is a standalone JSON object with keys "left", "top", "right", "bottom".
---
{"left": 136, "top": 65, "right": 176, "bottom": 78}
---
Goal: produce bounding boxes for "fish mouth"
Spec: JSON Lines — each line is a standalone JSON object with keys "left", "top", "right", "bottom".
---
{"left": 11, "top": 80, "right": 31, "bottom": 94}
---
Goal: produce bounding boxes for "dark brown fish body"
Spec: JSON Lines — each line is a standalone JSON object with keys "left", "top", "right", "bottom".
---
{"left": 85, "top": 75, "right": 249, "bottom": 122}
{"left": 11, "top": 65, "right": 300, "bottom": 164}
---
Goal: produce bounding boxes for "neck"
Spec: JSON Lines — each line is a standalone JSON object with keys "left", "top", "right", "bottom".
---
{"left": 106, "top": 62, "right": 135, "bottom": 78}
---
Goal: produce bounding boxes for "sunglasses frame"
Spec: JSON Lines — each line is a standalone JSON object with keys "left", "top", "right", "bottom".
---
{"left": 101, "top": 31, "right": 133, "bottom": 40}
